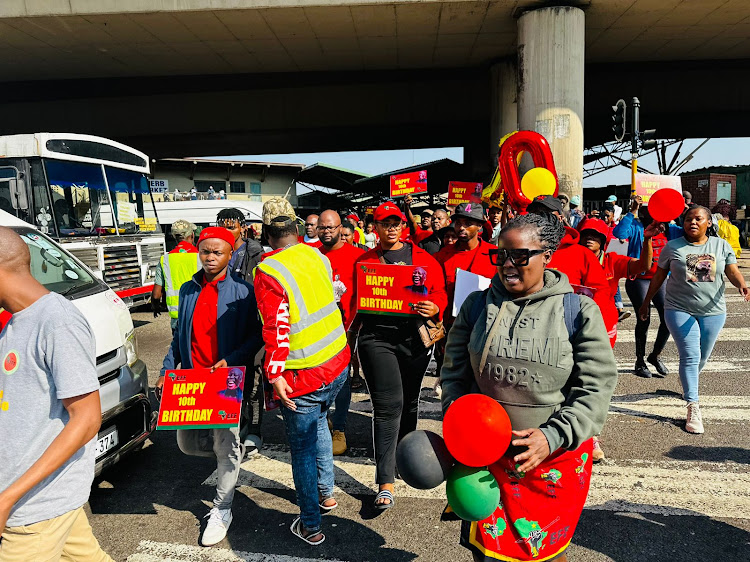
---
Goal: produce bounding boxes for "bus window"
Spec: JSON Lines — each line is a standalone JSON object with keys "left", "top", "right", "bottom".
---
{"left": 43, "top": 160, "right": 110, "bottom": 235}
{"left": 29, "top": 159, "right": 56, "bottom": 237}
{"left": 105, "top": 166, "right": 159, "bottom": 234}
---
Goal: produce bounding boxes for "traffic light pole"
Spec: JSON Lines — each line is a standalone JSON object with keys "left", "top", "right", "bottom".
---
{"left": 630, "top": 97, "right": 640, "bottom": 197}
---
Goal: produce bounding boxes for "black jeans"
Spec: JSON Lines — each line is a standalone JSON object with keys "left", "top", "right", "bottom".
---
{"left": 357, "top": 329, "right": 432, "bottom": 484}
{"left": 625, "top": 278, "right": 670, "bottom": 360}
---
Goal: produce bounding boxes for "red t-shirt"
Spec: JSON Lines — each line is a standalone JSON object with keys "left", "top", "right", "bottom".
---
{"left": 319, "top": 242, "right": 365, "bottom": 326}
{"left": 171, "top": 240, "right": 198, "bottom": 254}
{"left": 413, "top": 228, "right": 433, "bottom": 244}
{"left": 434, "top": 238, "right": 497, "bottom": 316}
{"left": 190, "top": 273, "right": 224, "bottom": 369}
{"left": 636, "top": 233, "right": 667, "bottom": 280}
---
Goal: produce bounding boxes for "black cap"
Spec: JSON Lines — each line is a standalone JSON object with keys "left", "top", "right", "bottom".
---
{"left": 452, "top": 201, "right": 485, "bottom": 223}
{"left": 527, "top": 195, "right": 563, "bottom": 215}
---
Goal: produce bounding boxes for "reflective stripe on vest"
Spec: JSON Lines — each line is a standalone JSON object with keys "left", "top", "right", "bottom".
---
{"left": 161, "top": 252, "right": 201, "bottom": 318}
{"left": 256, "top": 244, "right": 346, "bottom": 369}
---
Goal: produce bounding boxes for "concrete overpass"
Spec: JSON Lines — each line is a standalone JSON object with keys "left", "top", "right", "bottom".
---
{"left": 1, "top": 1, "right": 748, "bottom": 197}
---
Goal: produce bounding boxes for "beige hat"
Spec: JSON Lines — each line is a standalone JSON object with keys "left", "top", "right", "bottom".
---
{"left": 262, "top": 197, "right": 297, "bottom": 225}
{"left": 171, "top": 219, "right": 196, "bottom": 237}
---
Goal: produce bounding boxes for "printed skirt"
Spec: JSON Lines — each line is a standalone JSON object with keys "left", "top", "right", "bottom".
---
{"left": 460, "top": 439, "right": 593, "bottom": 562}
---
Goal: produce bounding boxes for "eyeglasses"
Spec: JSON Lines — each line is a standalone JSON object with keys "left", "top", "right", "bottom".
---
{"left": 489, "top": 248, "right": 547, "bottom": 267}
{"left": 305, "top": 223, "right": 317, "bottom": 227}
{"left": 375, "top": 221, "right": 403, "bottom": 231}
{"left": 316, "top": 225, "right": 341, "bottom": 232}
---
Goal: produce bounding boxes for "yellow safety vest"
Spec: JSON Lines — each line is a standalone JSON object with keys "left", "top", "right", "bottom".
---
{"left": 255, "top": 244, "right": 347, "bottom": 369}
{"left": 161, "top": 251, "right": 201, "bottom": 318}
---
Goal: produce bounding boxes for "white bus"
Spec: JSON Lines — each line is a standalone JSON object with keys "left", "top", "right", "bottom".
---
{"left": 0, "top": 133, "right": 165, "bottom": 307}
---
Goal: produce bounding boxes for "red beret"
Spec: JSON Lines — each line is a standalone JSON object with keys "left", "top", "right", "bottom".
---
{"left": 197, "top": 227, "right": 236, "bottom": 250}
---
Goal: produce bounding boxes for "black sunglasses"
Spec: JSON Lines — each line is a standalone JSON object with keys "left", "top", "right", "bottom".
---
{"left": 489, "top": 248, "right": 547, "bottom": 267}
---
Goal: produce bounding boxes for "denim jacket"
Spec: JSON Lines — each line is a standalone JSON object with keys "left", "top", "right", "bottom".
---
{"left": 161, "top": 269, "right": 263, "bottom": 375}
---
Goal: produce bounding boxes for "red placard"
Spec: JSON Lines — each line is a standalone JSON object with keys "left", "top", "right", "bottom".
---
{"left": 365, "top": 206, "right": 376, "bottom": 215}
{"left": 448, "top": 181, "right": 484, "bottom": 206}
{"left": 634, "top": 174, "right": 682, "bottom": 204}
{"left": 356, "top": 262, "right": 431, "bottom": 316}
{"left": 157, "top": 367, "right": 245, "bottom": 430}
{"left": 390, "top": 170, "right": 428, "bottom": 198}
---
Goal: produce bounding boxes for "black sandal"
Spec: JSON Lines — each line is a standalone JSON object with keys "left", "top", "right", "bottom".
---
{"left": 374, "top": 489, "right": 395, "bottom": 510}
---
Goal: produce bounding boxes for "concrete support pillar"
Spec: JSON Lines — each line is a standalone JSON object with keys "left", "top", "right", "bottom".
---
{"left": 518, "top": 6, "right": 585, "bottom": 200}
{"left": 490, "top": 59, "right": 518, "bottom": 168}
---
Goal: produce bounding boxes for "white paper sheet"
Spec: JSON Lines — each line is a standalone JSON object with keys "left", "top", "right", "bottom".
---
{"left": 453, "top": 268, "right": 492, "bottom": 317}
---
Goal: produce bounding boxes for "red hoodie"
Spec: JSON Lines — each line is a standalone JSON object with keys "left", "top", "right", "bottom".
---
{"left": 547, "top": 227, "right": 611, "bottom": 324}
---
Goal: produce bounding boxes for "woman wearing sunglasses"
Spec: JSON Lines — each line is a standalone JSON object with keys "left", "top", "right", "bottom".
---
{"left": 441, "top": 213, "right": 617, "bottom": 562}
{"left": 351, "top": 202, "right": 447, "bottom": 510}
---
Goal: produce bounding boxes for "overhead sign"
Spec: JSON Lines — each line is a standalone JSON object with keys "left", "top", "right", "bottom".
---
{"left": 356, "top": 262, "right": 432, "bottom": 316}
{"left": 149, "top": 179, "right": 169, "bottom": 193}
{"left": 634, "top": 174, "right": 681, "bottom": 204}
{"left": 448, "top": 181, "right": 483, "bottom": 206}
{"left": 157, "top": 367, "right": 245, "bottom": 430}
{"left": 390, "top": 170, "right": 428, "bottom": 198}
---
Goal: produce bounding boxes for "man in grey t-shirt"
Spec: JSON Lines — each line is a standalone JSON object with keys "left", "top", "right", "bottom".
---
{"left": 0, "top": 227, "right": 113, "bottom": 561}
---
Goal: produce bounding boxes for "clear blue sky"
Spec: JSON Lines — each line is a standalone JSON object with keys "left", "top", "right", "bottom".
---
{"left": 219, "top": 137, "right": 750, "bottom": 192}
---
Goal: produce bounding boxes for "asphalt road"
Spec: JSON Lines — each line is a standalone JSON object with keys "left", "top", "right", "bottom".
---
{"left": 86, "top": 268, "right": 750, "bottom": 562}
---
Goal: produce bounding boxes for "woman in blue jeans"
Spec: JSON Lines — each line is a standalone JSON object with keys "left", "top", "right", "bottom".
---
{"left": 639, "top": 206, "right": 749, "bottom": 433}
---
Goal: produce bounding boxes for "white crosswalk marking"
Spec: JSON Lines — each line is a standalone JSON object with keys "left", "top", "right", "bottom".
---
{"left": 128, "top": 541, "right": 346, "bottom": 561}
{"left": 614, "top": 327, "right": 750, "bottom": 343}
{"left": 201, "top": 443, "right": 750, "bottom": 520}
{"left": 609, "top": 395, "right": 750, "bottom": 421}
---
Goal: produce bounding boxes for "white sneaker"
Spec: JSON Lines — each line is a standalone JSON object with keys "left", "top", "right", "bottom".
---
{"left": 685, "top": 403, "right": 704, "bottom": 434}
{"left": 200, "top": 507, "right": 232, "bottom": 546}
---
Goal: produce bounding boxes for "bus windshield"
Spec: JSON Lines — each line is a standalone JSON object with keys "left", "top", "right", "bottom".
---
{"left": 44, "top": 159, "right": 159, "bottom": 236}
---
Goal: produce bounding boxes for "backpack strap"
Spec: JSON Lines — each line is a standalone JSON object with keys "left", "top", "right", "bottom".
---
{"left": 468, "top": 288, "right": 490, "bottom": 326}
{"left": 563, "top": 292, "right": 583, "bottom": 341}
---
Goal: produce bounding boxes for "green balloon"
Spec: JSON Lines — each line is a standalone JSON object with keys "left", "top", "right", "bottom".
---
{"left": 446, "top": 464, "right": 500, "bottom": 521}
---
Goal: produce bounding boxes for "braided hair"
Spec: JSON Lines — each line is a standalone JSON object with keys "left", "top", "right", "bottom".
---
{"left": 502, "top": 213, "right": 565, "bottom": 252}
{"left": 217, "top": 207, "right": 246, "bottom": 224}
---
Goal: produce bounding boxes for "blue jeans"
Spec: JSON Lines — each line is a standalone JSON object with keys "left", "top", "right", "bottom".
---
{"left": 614, "top": 286, "right": 623, "bottom": 309}
{"left": 330, "top": 373, "right": 351, "bottom": 432}
{"left": 280, "top": 368, "right": 348, "bottom": 532}
{"left": 664, "top": 309, "right": 726, "bottom": 403}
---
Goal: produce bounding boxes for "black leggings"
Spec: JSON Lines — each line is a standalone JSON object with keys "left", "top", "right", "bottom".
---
{"left": 357, "top": 330, "right": 432, "bottom": 484}
{"left": 625, "top": 278, "right": 670, "bottom": 359}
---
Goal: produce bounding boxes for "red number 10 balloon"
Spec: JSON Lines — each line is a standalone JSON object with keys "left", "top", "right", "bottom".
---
{"left": 498, "top": 130, "right": 558, "bottom": 213}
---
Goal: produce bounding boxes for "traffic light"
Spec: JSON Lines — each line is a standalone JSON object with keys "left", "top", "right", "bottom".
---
{"left": 611, "top": 99, "right": 626, "bottom": 142}
{"left": 640, "top": 129, "right": 657, "bottom": 151}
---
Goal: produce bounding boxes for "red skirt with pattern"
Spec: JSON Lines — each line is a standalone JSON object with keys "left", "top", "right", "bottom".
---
{"left": 460, "top": 439, "right": 593, "bottom": 562}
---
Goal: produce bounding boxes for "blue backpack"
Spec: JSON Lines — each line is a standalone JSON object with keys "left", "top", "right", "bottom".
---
{"left": 468, "top": 290, "right": 582, "bottom": 340}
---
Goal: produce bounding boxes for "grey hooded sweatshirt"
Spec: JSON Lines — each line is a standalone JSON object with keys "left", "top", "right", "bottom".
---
{"left": 440, "top": 269, "right": 617, "bottom": 453}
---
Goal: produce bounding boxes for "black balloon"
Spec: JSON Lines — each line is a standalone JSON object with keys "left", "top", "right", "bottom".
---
{"left": 396, "top": 430, "right": 455, "bottom": 490}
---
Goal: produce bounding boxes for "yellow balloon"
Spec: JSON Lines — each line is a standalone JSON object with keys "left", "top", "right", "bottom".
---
{"left": 520, "top": 167, "right": 556, "bottom": 200}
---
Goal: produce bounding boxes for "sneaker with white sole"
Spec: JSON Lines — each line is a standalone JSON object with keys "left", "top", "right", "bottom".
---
{"left": 685, "top": 403, "right": 704, "bottom": 434}
{"left": 201, "top": 507, "right": 232, "bottom": 547}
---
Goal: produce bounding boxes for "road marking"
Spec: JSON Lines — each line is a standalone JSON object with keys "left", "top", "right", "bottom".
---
{"left": 615, "top": 358, "right": 750, "bottom": 374}
{"left": 202, "top": 445, "right": 750, "bottom": 519}
{"left": 127, "top": 540, "right": 346, "bottom": 561}
{"left": 609, "top": 394, "right": 750, "bottom": 421}
{"left": 615, "top": 327, "right": 750, "bottom": 343}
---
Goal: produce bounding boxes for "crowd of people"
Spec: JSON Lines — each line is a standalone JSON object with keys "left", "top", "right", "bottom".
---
{"left": 1, "top": 188, "right": 748, "bottom": 561}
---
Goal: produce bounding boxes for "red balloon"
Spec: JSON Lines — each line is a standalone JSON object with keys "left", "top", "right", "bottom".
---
{"left": 498, "top": 130, "right": 558, "bottom": 213}
{"left": 648, "top": 188, "right": 684, "bottom": 223}
{"left": 443, "top": 394, "right": 512, "bottom": 467}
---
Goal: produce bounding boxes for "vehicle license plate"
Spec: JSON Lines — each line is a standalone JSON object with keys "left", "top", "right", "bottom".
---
{"left": 95, "top": 427, "right": 119, "bottom": 459}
